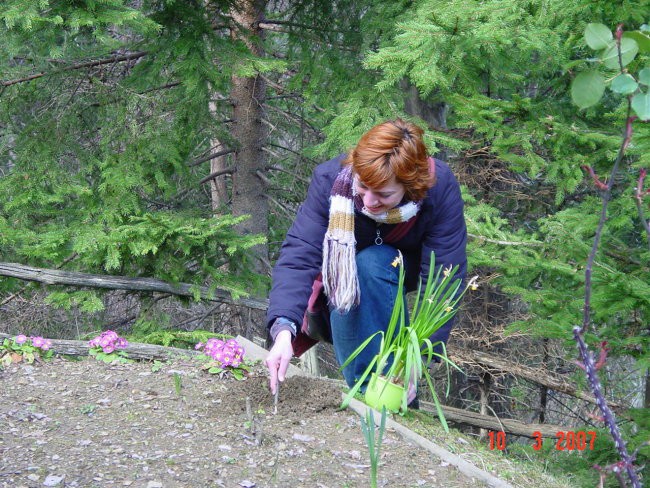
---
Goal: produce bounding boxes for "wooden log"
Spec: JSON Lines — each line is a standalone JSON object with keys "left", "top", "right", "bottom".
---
{"left": 420, "top": 400, "right": 563, "bottom": 439}
{"left": 0, "top": 333, "right": 199, "bottom": 361}
{"left": 0, "top": 262, "right": 269, "bottom": 310}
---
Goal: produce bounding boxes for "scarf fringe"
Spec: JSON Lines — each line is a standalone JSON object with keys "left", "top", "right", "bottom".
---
{"left": 322, "top": 238, "right": 359, "bottom": 313}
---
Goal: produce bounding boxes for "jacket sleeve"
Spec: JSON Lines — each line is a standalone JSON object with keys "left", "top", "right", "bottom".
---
{"left": 419, "top": 161, "right": 468, "bottom": 348}
{"left": 266, "top": 161, "right": 337, "bottom": 329}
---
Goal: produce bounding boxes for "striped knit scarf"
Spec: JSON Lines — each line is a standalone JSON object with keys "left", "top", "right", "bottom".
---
{"left": 322, "top": 165, "right": 421, "bottom": 312}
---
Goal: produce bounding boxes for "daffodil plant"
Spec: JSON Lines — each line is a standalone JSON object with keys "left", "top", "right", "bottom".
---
{"left": 341, "top": 251, "right": 477, "bottom": 425}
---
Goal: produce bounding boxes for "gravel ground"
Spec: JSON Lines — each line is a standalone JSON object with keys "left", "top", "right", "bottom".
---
{"left": 0, "top": 357, "right": 482, "bottom": 488}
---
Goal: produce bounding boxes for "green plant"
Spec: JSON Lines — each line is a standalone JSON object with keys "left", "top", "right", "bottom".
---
{"left": 359, "top": 406, "right": 387, "bottom": 488}
{"left": 341, "top": 251, "right": 474, "bottom": 424}
{"left": 173, "top": 372, "right": 182, "bottom": 397}
{"left": 1, "top": 335, "right": 54, "bottom": 366}
{"left": 571, "top": 23, "right": 650, "bottom": 121}
{"left": 80, "top": 404, "right": 97, "bottom": 415}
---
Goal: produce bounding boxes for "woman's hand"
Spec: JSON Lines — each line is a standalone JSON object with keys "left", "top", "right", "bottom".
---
{"left": 265, "top": 329, "right": 293, "bottom": 394}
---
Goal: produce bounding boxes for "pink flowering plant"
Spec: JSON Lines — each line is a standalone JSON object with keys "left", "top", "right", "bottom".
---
{"left": 1, "top": 334, "right": 53, "bottom": 366}
{"left": 88, "top": 330, "right": 130, "bottom": 364}
{"left": 195, "top": 337, "right": 250, "bottom": 380}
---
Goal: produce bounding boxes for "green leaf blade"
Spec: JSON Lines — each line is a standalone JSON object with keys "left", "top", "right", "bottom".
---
{"left": 601, "top": 38, "right": 639, "bottom": 69}
{"left": 623, "top": 31, "right": 650, "bottom": 53}
{"left": 611, "top": 74, "right": 638, "bottom": 95}
{"left": 631, "top": 92, "right": 650, "bottom": 121}
{"left": 638, "top": 68, "right": 650, "bottom": 86}
{"left": 571, "top": 71, "right": 606, "bottom": 109}
{"left": 585, "top": 23, "right": 613, "bottom": 50}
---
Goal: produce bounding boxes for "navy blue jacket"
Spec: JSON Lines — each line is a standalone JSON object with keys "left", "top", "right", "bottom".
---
{"left": 267, "top": 154, "right": 467, "bottom": 344}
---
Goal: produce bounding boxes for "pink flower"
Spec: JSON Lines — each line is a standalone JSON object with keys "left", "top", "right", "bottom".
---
{"left": 103, "top": 330, "right": 118, "bottom": 342}
{"left": 115, "top": 338, "right": 128, "bottom": 349}
{"left": 102, "top": 344, "right": 115, "bottom": 354}
{"left": 14, "top": 334, "right": 28, "bottom": 345}
{"left": 195, "top": 342, "right": 204, "bottom": 350}
{"left": 31, "top": 336, "right": 45, "bottom": 348}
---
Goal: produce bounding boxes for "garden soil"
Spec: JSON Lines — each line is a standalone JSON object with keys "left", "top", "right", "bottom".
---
{"left": 1, "top": 357, "right": 486, "bottom": 488}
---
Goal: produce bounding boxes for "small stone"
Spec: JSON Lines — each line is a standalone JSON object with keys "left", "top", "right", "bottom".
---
{"left": 27, "top": 474, "right": 39, "bottom": 482}
{"left": 146, "top": 482, "right": 163, "bottom": 488}
{"left": 43, "top": 474, "right": 64, "bottom": 486}
{"left": 292, "top": 434, "right": 315, "bottom": 442}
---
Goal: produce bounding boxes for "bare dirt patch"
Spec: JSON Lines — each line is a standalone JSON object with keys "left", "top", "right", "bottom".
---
{"left": 1, "top": 357, "right": 483, "bottom": 488}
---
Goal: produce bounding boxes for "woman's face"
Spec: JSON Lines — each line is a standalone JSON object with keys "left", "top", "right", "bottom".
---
{"left": 354, "top": 175, "right": 406, "bottom": 214}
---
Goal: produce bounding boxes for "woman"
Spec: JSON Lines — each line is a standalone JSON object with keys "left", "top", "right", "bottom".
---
{"left": 264, "top": 119, "right": 467, "bottom": 398}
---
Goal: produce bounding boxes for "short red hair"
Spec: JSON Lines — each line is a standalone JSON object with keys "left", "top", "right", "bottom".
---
{"left": 344, "top": 119, "right": 435, "bottom": 201}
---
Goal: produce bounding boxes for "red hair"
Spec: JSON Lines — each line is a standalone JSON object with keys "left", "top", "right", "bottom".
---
{"left": 344, "top": 119, "right": 435, "bottom": 201}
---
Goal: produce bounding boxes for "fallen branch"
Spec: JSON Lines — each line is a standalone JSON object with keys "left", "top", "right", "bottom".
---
{"left": 450, "top": 349, "right": 625, "bottom": 410}
{"left": 0, "top": 262, "right": 269, "bottom": 311}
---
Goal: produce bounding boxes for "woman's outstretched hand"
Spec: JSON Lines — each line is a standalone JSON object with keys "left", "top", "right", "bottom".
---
{"left": 265, "top": 329, "right": 293, "bottom": 394}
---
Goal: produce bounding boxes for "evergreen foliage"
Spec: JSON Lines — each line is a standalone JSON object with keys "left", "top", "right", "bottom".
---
{"left": 331, "top": 0, "right": 650, "bottom": 375}
{"left": 0, "top": 0, "right": 648, "bottom": 482}
{"left": 0, "top": 0, "right": 267, "bottom": 316}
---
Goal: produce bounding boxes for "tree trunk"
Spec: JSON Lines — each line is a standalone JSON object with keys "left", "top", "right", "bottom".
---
{"left": 229, "top": 0, "right": 269, "bottom": 275}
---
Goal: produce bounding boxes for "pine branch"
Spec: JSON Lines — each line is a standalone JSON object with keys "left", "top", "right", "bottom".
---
{"left": 467, "top": 233, "right": 543, "bottom": 247}
{"left": 267, "top": 164, "right": 311, "bottom": 185}
{"left": 258, "top": 19, "right": 351, "bottom": 35}
{"left": 199, "top": 167, "right": 235, "bottom": 185}
{"left": 189, "top": 149, "right": 235, "bottom": 167}
{"left": 1, "top": 51, "right": 148, "bottom": 87}
{"left": 268, "top": 143, "right": 319, "bottom": 163}
{"left": 263, "top": 193, "right": 295, "bottom": 219}
{"left": 634, "top": 169, "right": 650, "bottom": 252}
